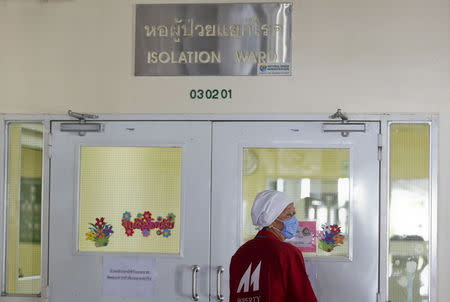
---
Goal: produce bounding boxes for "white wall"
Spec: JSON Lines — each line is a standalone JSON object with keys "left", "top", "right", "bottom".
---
{"left": 1, "top": 0, "right": 449, "bottom": 300}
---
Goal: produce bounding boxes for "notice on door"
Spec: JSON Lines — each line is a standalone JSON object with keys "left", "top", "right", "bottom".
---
{"left": 287, "top": 221, "right": 317, "bottom": 253}
{"left": 102, "top": 256, "right": 156, "bottom": 297}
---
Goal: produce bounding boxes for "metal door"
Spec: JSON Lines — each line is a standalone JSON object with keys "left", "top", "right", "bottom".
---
{"left": 211, "top": 122, "right": 380, "bottom": 302}
{"left": 49, "top": 121, "right": 211, "bottom": 302}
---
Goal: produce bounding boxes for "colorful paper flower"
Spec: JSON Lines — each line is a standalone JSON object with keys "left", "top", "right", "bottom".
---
{"left": 87, "top": 217, "right": 114, "bottom": 247}
{"left": 318, "top": 223, "right": 345, "bottom": 252}
{"left": 121, "top": 210, "right": 176, "bottom": 238}
{"left": 330, "top": 224, "right": 341, "bottom": 235}
{"left": 334, "top": 234, "right": 344, "bottom": 244}
{"left": 122, "top": 212, "right": 132, "bottom": 221}
{"left": 95, "top": 217, "right": 105, "bottom": 228}
{"left": 325, "top": 233, "right": 335, "bottom": 244}
{"left": 103, "top": 225, "right": 114, "bottom": 236}
{"left": 134, "top": 218, "right": 143, "bottom": 226}
{"left": 125, "top": 228, "right": 134, "bottom": 237}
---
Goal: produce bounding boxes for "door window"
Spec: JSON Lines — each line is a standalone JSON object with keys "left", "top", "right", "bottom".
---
{"left": 243, "top": 148, "right": 350, "bottom": 258}
{"left": 78, "top": 146, "right": 182, "bottom": 254}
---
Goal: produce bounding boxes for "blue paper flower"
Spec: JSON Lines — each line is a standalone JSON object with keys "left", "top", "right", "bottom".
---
{"left": 103, "top": 225, "right": 114, "bottom": 235}
{"left": 122, "top": 211, "right": 131, "bottom": 221}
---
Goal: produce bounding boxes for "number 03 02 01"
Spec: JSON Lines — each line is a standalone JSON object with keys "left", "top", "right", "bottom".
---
{"left": 189, "top": 89, "right": 232, "bottom": 100}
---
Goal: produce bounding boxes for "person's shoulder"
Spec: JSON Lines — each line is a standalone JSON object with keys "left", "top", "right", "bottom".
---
{"left": 231, "top": 237, "right": 258, "bottom": 257}
{"left": 232, "top": 236, "right": 279, "bottom": 258}
{"left": 276, "top": 241, "right": 304, "bottom": 257}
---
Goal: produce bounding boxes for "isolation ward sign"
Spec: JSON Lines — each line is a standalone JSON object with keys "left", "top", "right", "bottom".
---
{"left": 135, "top": 3, "right": 292, "bottom": 76}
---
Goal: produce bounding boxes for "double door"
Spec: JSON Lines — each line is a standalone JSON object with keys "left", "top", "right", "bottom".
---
{"left": 49, "top": 120, "right": 380, "bottom": 302}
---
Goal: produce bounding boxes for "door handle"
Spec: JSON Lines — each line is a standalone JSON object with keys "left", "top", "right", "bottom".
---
{"left": 192, "top": 265, "right": 200, "bottom": 301}
{"left": 216, "top": 266, "right": 225, "bottom": 301}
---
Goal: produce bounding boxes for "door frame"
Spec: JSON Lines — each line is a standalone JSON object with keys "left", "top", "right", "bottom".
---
{"left": 0, "top": 113, "right": 438, "bottom": 302}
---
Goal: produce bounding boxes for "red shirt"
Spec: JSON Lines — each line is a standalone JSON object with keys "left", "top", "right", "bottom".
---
{"left": 229, "top": 230, "right": 317, "bottom": 302}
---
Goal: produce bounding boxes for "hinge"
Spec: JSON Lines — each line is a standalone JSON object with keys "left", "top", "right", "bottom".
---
{"left": 377, "top": 133, "right": 382, "bottom": 161}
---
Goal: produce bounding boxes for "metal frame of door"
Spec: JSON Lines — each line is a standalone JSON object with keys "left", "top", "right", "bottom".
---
{"left": 0, "top": 113, "right": 438, "bottom": 302}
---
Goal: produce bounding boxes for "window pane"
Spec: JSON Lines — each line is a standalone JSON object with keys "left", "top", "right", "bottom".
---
{"left": 243, "top": 148, "right": 350, "bottom": 258}
{"left": 78, "top": 147, "right": 182, "bottom": 254}
{"left": 5, "top": 123, "right": 43, "bottom": 295}
{"left": 389, "top": 124, "right": 430, "bottom": 302}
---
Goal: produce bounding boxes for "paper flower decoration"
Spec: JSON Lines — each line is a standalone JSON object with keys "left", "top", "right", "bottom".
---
{"left": 121, "top": 211, "right": 176, "bottom": 238}
{"left": 86, "top": 217, "right": 114, "bottom": 247}
{"left": 318, "top": 223, "right": 345, "bottom": 252}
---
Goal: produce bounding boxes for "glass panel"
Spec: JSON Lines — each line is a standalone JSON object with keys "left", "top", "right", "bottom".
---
{"left": 5, "top": 123, "right": 43, "bottom": 295}
{"left": 388, "top": 124, "right": 430, "bottom": 302}
{"left": 243, "top": 148, "right": 350, "bottom": 258}
{"left": 78, "top": 147, "right": 182, "bottom": 254}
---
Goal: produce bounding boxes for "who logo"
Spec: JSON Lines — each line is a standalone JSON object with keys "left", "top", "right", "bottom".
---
{"left": 236, "top": 261, "right": 262, "bottom": 293}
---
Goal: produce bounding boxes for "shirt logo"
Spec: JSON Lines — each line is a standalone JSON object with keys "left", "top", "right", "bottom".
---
{"left": 237, "top": 261, "right": 262, "bottom": 293}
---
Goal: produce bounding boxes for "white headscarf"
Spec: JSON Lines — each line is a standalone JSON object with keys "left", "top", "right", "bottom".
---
{"left": 251, "top": 190, "right": 292, "bottom": 230}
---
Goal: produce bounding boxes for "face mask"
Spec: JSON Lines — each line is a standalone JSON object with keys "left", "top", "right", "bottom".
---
{"left": 277, "top": 216, "right": 298, "bottom": 239}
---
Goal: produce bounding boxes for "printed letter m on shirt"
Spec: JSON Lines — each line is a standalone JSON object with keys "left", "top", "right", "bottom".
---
{"left": 237, "top": 261, "right": 262, "bottom": 293}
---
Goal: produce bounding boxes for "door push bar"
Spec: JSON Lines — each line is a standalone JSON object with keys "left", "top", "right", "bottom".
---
{"left": 192, "top": 265, "right": 200, "bottom": 301}
{"left": 217, "top": 266, "right": 225, "bottom": 301}
{"left": 192, "top": 265, "right": 225, "bottom": 301}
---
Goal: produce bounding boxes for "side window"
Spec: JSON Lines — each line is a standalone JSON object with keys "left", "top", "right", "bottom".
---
{"left": 388, "top": 123, "right": 431, "bottom": 302}
{"left": 3, "top": 123, "right": 43, "bottom": 295}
